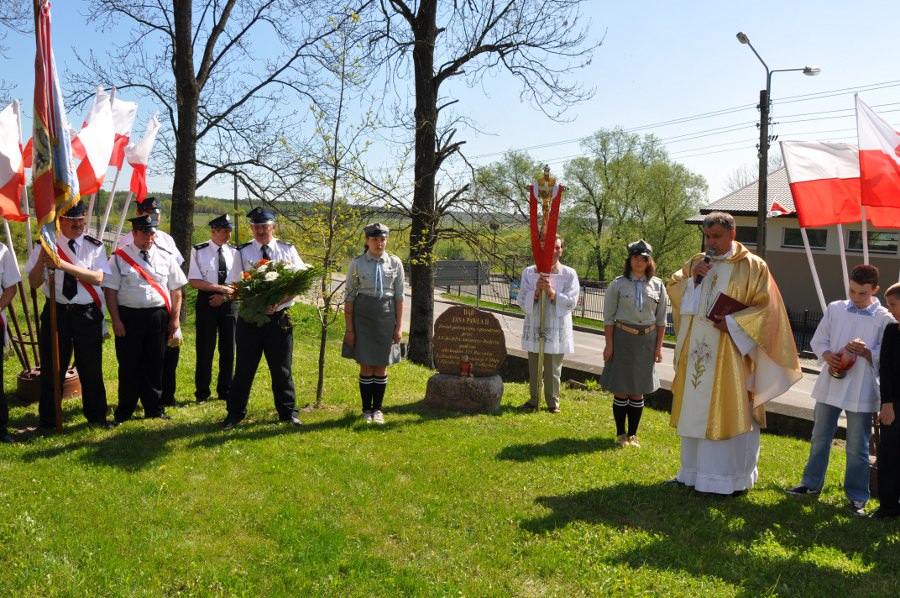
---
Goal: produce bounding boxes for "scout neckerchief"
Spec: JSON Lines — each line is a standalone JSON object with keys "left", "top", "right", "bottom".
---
{"left": 56, "top": 238, "right": 102, "bottom": 308}
{"left": 113, "top": 247, "right": 171, "bottom": 313}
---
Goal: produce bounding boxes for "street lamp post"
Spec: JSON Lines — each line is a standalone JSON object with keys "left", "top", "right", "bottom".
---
{"left": 736, "top": 32, "right": 820, "bottom": 258}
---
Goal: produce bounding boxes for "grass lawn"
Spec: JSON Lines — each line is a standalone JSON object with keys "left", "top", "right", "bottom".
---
{"left": 1, "top": 305, "right": 898, "bottom": 595}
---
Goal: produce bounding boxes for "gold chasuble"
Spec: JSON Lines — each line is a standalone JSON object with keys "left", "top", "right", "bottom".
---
{"left": 668, "top": 242, "right": 801, "bottom": 440}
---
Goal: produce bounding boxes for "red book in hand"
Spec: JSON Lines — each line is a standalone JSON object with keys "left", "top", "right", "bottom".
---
{"left": 706, "top": 291, "right": 749, "bottom": 320}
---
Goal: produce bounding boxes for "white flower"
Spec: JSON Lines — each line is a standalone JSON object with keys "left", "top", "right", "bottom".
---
{"left": 264, "top": 271, "right": 279, "bottom": 281}
{"left": 256, "top": 262, "right": 268, "bottom": 272}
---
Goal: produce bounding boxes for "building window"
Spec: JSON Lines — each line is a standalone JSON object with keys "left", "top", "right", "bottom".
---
{"left": 847, "top": 230, "right": 899, "bottom": 254}
{"left": 783, "top": 228, "right": 827, "bottom": 249}
{"left": 735, "top": 226, "right": 757, "bottom": 246}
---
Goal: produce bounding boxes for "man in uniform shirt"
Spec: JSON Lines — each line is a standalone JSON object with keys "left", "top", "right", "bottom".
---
{"left": 0, "top": 240, "right": 21, "bottom": 443}
{"left": 105, "top": 214, "right": 187, "bottom": 424}
{"left": 27, "top": 202, "right": 112, "bottom": 429}
{"left": 220, "top": 207, "right": 305, "bottom": 429}
{"left": 118, "top": 196, "right": 185, "bottom": 407}
{"left": 188, "top": 214, "right": 236, "bottom": 404}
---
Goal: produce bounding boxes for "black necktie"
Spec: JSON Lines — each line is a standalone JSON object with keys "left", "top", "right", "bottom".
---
{"left": 140, "top": 250, "right": 151, "bottom": 264}
{"left": 62, "top": 239, "right": 78, "bottom": 300}
{"left": 217, "top": 246, "right": 226, "bottom": 284}
{"left": 261, "top": 244, "right": 271, "bottom": 260}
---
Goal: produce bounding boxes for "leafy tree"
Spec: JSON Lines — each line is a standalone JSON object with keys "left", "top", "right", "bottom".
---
{"left": 366, "top": 0, "right": 600, "bottom": 366}
{"left": 564, "top": 128, "right": 706, "bottom": 280}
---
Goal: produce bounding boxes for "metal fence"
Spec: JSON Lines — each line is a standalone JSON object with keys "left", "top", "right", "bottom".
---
{"left": 440, "top": 273, "right": 824, "bottom": 351}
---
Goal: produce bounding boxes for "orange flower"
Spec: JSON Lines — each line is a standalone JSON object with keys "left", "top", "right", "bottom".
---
{"left": 242, "top": 271, "right": 251, "bottom": 279}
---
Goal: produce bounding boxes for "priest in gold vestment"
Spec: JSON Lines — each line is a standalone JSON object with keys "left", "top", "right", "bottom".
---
{"left": 667, "top": 212, "right": 802, "bottom": 494}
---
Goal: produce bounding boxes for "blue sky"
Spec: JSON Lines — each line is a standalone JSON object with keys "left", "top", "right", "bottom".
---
{"left": 3, "top": 1, "right": 900, "bottom": 202}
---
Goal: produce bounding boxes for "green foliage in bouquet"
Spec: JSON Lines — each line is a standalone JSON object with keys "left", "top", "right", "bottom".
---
{"left": 232, "top": 259, "right": 321, "bottom": 326}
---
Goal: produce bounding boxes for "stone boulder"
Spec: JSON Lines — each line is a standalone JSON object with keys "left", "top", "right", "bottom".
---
{"left": 424, "top": 373, "right": 503, "bottom": 414}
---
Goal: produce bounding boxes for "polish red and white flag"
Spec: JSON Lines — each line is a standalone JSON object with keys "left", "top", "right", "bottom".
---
{"left": 780, "top": 140, "right": 862, "bottom": 227}
{"left": 109, "top": 94, "right": 138, "bottom": 169}
{"left": 856, "top": 95, "right": 900, "bottom": 210}
{"left": 0, "top": 101, "right": 27, "bottom": 221}
{"left": 125, "top": 113, "right": 160, "bottom": 202}
{"left": 72, "top": 86, "right": 115, "bottom": 195}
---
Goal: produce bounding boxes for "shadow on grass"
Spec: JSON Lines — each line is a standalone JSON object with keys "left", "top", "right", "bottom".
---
{"left": 18, "top": 411, "right": 361, "bottom": 470}
{"left": 520, "top": 481, "right": 898, "bottom": 594}
{"left": 497, "top": 436, "right": 617, "bottom": 461}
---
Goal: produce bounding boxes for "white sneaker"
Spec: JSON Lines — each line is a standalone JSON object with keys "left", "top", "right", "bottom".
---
{"left": 362, "top": 411, "right": 373, "bottom": 423}
{"left": 372, "top": 410, "right": 385, "bottom": 424}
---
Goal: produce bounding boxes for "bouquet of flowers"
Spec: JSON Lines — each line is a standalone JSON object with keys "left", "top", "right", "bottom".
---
{"left": 231, "top": 259, "right": 320, "bottom": 326}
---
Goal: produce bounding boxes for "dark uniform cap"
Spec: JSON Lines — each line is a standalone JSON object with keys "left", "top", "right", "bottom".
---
{"left": 364, "top": 222, "right": 389, "bottom": 237}
{"left": 247, "top": 206, "right": 275, "bottom": 224}
{"left": 61, "top": 202, "right": 86, "bottom": 219}
{"left": 209, "top": 214, "right": 233, "bottom": 230}
{"left": 628, "top": 239, "right": 652, "bottom": 257}
{"left": 130, "top": 214, "right": 159, "bottom": 233}
{"left": 136, "top": 196, "right": 161, "bottom": 214}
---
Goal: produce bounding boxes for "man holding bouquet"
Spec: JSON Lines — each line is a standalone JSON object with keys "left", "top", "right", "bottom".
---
{"left": 220, "top": 207, "right": 307, "bottom": 429}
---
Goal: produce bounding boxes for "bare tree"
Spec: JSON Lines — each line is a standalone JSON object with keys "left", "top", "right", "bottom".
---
{"left": 724, "top": 152, "right": 784, "bottom": 193}
{"left": 0, "top": 4, "right": 30, "bottom": 97}
{"left": 72, "top": 1, "right": 363, "bottom": 261}
{"left": 367, "top": 0, "right": 600, "bottom": 366}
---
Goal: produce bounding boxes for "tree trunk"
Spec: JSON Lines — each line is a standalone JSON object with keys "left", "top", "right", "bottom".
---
{"left": 170, "top": 2, "right": 198, "bottom": 273}
{"left": 406, "top": 1, "right": 439, "bottom": 368}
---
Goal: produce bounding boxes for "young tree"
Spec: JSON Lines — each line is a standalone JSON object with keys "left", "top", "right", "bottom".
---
{"left": 72, "top": 1, "right": 362, "bottom": 262}
{"left": 367, "top": 0, "right": 600, "bottom": 366}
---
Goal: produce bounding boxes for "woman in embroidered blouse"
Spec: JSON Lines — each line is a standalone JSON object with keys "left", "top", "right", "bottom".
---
{"left": 601, "top": 239, "right": 668, "bottom": 447}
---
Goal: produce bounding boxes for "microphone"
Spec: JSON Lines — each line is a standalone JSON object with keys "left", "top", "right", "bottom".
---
{"left": 694, "top": 249, "right": 715, "bottom": 286}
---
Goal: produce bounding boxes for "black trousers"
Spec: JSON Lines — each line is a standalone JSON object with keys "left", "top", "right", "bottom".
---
{"left": 194, "top": 291, "right": 236, "bottom": 401}
{"left": 879, "top": 420, "right": 900, "bottom": 512}
{"left": 38, "top": 302, "right": 107, "bottom": 427}
{"left": 114, "top": 306, "right": 168, "bottom": 421}
{"left": 226, "top": 311, "right": 297, "bottom": 421}
{"left": 161, "top": 345, "right": 180, "bottom": 404}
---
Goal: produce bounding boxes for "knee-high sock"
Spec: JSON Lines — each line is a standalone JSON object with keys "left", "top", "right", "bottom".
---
{"left": 372, "top": 375, "right": 387, "bottom": 411}
{"left": 626, "top": 398, "right": 644, "bottom": 436}
{"left": 359, "top": 376, "right": 373, "bottom": 412}
{"left": 613, "top": 396, "right": 628, "bottom": 436}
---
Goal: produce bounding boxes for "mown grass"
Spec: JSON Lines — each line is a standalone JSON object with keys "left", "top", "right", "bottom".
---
{"left": 0, "top": 304, "right": 898, "bottom": 596}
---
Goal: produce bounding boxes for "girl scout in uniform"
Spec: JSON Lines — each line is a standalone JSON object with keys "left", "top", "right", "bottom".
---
{"left": 343, "top": 223, "right": 404, "bottom": 424}
{"left": 601, "top": 239, "right": 668, "bottom": 447}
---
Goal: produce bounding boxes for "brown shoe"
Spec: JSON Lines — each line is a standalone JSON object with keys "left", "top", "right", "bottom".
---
{"left": 627, "top": 435, "right": 641, "bottom": 448}
{"left": 517, "top": 402, "right": 538, "bottom": 411}
{"left": 616, "top": 434, "right": 629, "bottom": 447}
{"left": 548, "top": 407, "right": 561, "bottom": 414}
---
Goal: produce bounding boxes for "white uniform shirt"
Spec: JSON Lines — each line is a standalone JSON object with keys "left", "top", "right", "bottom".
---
{"left": 188, "top": 240, "right": 236, "bottom": 285}
{"left": 228, "top": 237, "right": 306, "bottom": 312}
{"left": 104, "top": 243, "right": 188, "bottom": 309}
{"left": 25, "top": 235, "right": 110, "bottom": 305}
{"left": 0, "top": 242, "right": 22, "bottom": 290}
{"left": 118, "top": 229, "right": 184, "bottom": 266}
{"left": 517, "top": 263, "right": 580, "bottom": 354}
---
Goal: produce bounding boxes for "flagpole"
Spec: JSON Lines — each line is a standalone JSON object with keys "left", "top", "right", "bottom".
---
{"left": 85, "top": 193, "right": 97, "bottom": 233}
{"left": 861, "top": 207, "right": 870, "bottom": 264}
{"left": 12, "top": 101, "right": 34, "bottom": 251}
{"left": 799, "top": 228, "right": 827, "bottom": 313}
{"left": 97, "top": 167, "right": 123, "bottom": 239}
{"left": 47, "top": 269, "right": 62, "bottom": 432}
{"left": 115, "top": 190, "right": 134, "bottom": 240}
{"left": 835, "top": 224, "right": 850, "bottom": 298}
{"left": 3, "top": 220, "right": 34, "bottom": 372}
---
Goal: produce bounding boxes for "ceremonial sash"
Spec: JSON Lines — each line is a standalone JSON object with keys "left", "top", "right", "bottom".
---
{"left": 56, "top": 242, "right": 102, "bottom": 308}
{"left": 113, "top": 248, "right": 171, "bottom": 313}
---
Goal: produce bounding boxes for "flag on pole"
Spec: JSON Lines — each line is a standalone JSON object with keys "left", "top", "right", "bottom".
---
{"left": 0, "top": 102, "right": 27, "bottom": 222}
{"left": 856, "top": 95, "right": 900, "bottom": 209}
{"left": 125, "top": 112, "right": 160, "bottom": 202}
{"left": 32, "top": 0, "right": 80, "bottom": 255}
{"left": 72, "top": 86, "right": 115, "bottom": 195}
{"left": 780, "top": 141, "right": 862, "bottom": 227}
